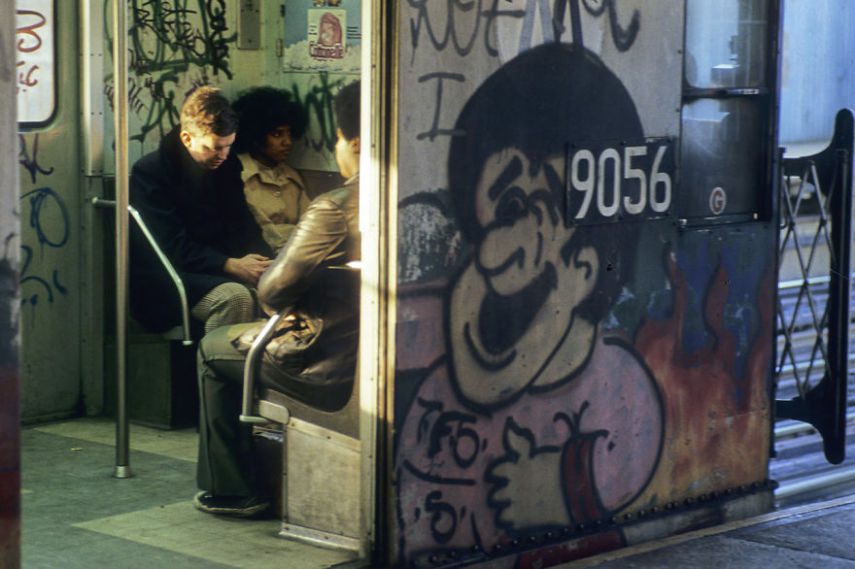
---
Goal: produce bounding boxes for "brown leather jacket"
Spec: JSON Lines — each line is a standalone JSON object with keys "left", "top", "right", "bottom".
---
{"left": 256, "top": 176, "right": 360, "bottom": 410}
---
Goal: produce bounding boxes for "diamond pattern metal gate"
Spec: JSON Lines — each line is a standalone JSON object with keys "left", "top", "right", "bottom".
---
{"left": 776, "top": 109, "right": 853, "bottom": 464}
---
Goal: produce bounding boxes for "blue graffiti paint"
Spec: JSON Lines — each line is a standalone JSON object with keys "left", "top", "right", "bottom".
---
{"left": 20, "top": 187, "right": 69, "bottom": 248}
{"left": 17, "top": 134, "right": 54, "bottom": 184}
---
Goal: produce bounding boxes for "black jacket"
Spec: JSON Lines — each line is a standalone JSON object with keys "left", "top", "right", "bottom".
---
{"left": 256, "top": 177, "right": 360, "bottom": 410}
{"left": 129, "top": 126, "right": 269, "bottom": 333}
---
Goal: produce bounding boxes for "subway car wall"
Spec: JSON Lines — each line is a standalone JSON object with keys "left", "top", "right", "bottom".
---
{"left": 15, "top": 0, "right": 360, "bottom": 423}
{"left": 392, "top": 1, "right": 778, "bottom": 567}
{"left": 2, "top": 0, "right": 20, "bottom": 564}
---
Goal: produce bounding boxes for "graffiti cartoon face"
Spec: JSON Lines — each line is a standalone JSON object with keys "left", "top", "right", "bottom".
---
{"left": 445, "top": 43, "right": 645, "bottom": 411}
{"left": 448, "top": 147, "right": 600, "bottom": 409}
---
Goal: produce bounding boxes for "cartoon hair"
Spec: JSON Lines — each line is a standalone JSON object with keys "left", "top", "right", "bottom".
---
{"left": 232, "top": 87, "right": 308, "bottom": 154}
{"left": 448, "top": 42, "right": 644, "bottom": 320}
{"left": 180, "top": 86, "right": 238, "bottom": 137}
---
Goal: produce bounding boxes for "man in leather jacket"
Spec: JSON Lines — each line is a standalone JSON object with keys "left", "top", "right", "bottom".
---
{"left": 130, "top": 87, "right": 271, "bottom": 334}
{"left": 193, "top": 81, "right": 361, "bottom": 517}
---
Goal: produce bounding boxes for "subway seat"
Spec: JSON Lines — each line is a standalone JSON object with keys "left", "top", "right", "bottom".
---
{"left": 242, "top": 313, "right": 362, "bottom": 553}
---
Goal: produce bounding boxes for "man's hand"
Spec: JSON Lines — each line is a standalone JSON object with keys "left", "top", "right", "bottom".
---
{"left": 224, "top": 254, "right": 272, "bottom": 285}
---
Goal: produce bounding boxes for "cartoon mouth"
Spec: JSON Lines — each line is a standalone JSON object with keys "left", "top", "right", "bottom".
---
{"left": 474, "top": 263, "right": 557, "bottom": 357}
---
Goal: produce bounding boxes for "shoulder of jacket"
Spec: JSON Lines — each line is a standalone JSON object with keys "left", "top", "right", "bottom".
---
{"left": 318, "top": 184, "right": 356, "bottom": 207}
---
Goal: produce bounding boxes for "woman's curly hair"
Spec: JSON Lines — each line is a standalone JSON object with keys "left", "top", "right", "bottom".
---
{"left": 232, "top": 87, "right": 308, "bottom": 154}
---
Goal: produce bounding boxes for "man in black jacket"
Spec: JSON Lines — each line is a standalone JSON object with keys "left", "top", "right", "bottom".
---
{"left": 192, "top": 81, "right": 361, "bottom": 517}
{"left": 130, "top": 87, "right": 272, "bottom": 334}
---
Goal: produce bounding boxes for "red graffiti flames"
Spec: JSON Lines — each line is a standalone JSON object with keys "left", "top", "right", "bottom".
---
{"left": 634, "top": 251, "right": 773, "bottom": 502}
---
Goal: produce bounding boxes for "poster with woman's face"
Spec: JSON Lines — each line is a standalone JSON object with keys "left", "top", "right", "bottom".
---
{"left": 308, "top": 9, "right": 345, "bottom": 60}
{"left": 281, "top": 1, "right": 360, "bottom": 72}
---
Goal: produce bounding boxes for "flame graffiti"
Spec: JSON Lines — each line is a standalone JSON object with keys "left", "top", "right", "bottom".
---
{"left": 632, "top": 249, "right": 773, "bottom": 506}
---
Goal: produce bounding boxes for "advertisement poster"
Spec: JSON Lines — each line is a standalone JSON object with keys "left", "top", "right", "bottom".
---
{"left": 308, "top": 9, "right": 346, "bottom": 61}
{"left": 16, "top": 0, "right": 55, "bottom": 125}
{"left": 283, "top": 0, "right": 360, "bottom": 72}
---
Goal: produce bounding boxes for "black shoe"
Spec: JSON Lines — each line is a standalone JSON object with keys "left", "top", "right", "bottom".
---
{"left": 193, "top": 491, "right": 270, "bottom": 518}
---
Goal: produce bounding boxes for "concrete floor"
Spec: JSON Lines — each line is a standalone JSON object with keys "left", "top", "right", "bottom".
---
{"left": 22, "top": 417, "right": 855, "bottom": 569}
{"left": 21, "top": 418, "right": 356, "bottom": 569}
{"left": 562, "top": 495, "right": 855, "bottom": 569}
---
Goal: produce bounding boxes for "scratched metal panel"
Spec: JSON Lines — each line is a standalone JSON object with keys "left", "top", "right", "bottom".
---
{"left": 237, "top": 0, "right": 261, "bottom": 50}
{"left": 17, "top": 0, "right": 82, "bottom": 422}
{"left": 1, "top": 0, "right": 21, "bottom": 563}
{"left": 392, "top": 1, "right": 775, "bottom": 567}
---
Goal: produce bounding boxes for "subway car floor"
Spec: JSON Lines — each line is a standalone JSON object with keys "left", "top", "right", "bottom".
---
{"left": 21, "top": 417, "right": 356, "bottom": 569}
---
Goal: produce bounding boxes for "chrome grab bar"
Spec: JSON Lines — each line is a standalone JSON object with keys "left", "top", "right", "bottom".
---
{"left": 240, "top": 311, "right": 284, "bottom": 424}
{"left": 92, "top": 197, "right": 192, "bottom": 345}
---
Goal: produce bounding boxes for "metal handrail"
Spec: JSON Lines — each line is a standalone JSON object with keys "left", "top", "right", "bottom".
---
{"left": 92, "top": 197, "right": 192, "bottom": 345}
{"left": 240, "top": 312, "right": 284, "bottom": 425}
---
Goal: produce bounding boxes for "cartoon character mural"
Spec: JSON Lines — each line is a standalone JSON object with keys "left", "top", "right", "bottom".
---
{"left": 395, "top": 42, "right": 666, "bottom": 566}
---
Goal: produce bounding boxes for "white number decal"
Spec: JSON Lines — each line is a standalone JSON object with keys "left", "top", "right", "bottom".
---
{"left": 597, "top": 148, "right": 621, "bottom": 217}
{"left": 569, "top": 142, "right": 672, "bottom": 219}
{"left": 572, "top": 149, "right": 595, "bottom": 219}
{"left": 650, "top": 144, "right": 672, "bottom": 213}
{"left": 623, "top": 145, "right": 647, "bottom": 215}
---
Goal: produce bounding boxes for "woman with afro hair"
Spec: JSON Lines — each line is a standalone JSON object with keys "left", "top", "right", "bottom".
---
{"left": 232, "top": 87, "right": 310, "bottom": 253}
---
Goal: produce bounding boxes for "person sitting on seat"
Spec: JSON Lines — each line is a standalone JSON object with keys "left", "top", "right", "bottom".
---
{"left": 130, "top": 87, "right": 272, "bottom": 335}
{"left": 232, "top": 87, "right": 311, "bottom": 254}
{"left": 193, "top": 81, "right": 361, "bottom": 517}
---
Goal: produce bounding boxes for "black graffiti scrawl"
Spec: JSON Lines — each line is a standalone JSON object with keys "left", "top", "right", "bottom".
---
{"left": 396, "top": 2, "right": 667, "bottom": 567}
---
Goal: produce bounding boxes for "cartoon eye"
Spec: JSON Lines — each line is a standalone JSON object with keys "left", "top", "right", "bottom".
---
{"left": 495, "top": 187, "right": 527, "bottom": 224}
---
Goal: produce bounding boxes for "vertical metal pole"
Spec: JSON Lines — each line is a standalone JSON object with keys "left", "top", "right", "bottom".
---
{"left": 112, "top": 0, "right": 132, "bottom": 479}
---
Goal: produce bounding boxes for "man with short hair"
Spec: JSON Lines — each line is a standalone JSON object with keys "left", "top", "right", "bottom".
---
{"left": 192, "top": 81, "right": 361, "bottom": 517}
{"left": 130, "top": 87, "right": 272, "bottom": 335}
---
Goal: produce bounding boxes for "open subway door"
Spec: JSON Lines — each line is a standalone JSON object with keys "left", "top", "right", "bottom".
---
{"left": 385, "top": 0, "right": 782, "bottom": 567}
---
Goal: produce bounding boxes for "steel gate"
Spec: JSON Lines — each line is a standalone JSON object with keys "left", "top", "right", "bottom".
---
{"left": 776, "top": 108, "right": 854, "bottom": 464}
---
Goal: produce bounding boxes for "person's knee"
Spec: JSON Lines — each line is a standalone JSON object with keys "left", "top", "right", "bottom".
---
{"left": 210, "top": 282, "right": 254, "bottom": 311}
{"left": 196, "top": 283, "right": 257, "bottom": 330}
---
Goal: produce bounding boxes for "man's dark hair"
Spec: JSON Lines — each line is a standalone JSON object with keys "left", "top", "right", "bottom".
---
{"left": 448, "top": 42, "right": 644, "bottom": 321}
{"left": 180, "top": 86, "right": 238, "bottom": 137}
{"left": 232, "top": 87, "right": 308, "bottom": 154}
{"left": 334, "top": 81, "right": 360, "bottom": 140}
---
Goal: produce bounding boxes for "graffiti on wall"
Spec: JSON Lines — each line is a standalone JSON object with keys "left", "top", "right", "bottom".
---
{"left": 395, "top": 1, "right": 773, "bottom": 568}
{"left": 17, "top": 134, "right": 68, "bottom": 310}
{"left": 105, "top": 0, "right": 237, "bottom": 146}
{"left": 396, "top": 2, "right": 666, "bottom": 564}
{"left": 287, "top": 71, "right": 347, "bottom": 154}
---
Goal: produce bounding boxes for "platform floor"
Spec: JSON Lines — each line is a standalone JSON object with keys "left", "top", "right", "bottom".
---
{"left": 22, "top": 417, "right": 855, "bottom": 568}
{"left": 21, "top": 417, "right": 356, "bottom": 569}
{"left": 560, "top": 495, "right": 855, "bottom": 568}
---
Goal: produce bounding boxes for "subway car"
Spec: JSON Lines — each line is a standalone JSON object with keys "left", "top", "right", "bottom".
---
{"left": 2, "top": 1, "right": 854, "bottom": 568}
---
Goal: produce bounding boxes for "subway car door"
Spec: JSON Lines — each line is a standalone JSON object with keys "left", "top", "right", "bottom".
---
{"left": 16, "top": 2, "right": 98, "bottom": 423}
{"left": 387, "top": 1, "right": 781, "bottom": 567}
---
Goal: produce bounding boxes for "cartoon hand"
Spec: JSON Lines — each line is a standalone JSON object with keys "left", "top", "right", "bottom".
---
{"left": 486, "top": 418, "right": 571, "bottom": 531}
